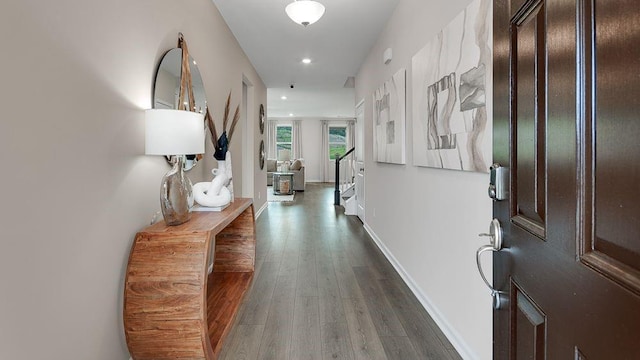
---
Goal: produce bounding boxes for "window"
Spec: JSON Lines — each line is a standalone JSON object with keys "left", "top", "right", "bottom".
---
{"left": 329, "top": 126, "right": 347, "bottom": 160}
{"left": 276, "top": 125, "right": 292, "bottom": 154}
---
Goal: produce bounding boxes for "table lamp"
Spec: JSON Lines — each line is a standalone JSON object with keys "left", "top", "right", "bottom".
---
{"left": 278, "top": 149, "right": 291, "bottom": 171}
{"left": 145, "top": 109, "right": 205, "bottom": 225}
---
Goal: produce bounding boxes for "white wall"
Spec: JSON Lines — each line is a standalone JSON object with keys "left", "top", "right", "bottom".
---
{"left": 356, "top": 0, "right": 493, "bottom": 359}
{"left": 0, "top": 0, "right": 265, "bottom": 359}
{"left": 300, "top": 119, "right": 324, "bottom": 182}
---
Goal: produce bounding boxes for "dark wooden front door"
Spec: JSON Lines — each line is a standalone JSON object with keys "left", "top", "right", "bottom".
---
{"left": 493, "top": 0, "right": 640, "bottom": 358}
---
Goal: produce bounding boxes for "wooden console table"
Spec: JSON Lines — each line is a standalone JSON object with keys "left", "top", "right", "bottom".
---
{"left": 124, "top": 198, "right": 255, "bottom": 359}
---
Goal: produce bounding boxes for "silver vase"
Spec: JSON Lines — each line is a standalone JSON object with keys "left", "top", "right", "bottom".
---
{"left": 160, "top": 156, "right": 193, "bottom": 226}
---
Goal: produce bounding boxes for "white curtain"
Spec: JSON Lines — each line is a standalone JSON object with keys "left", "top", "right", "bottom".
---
{"left": 292, "top": 120, "right": 303, "bottom": 160}
{"left": 266, "top": 120, "right": 277, "bottom": 159}
{"left": 321, "top": 120, "right": 329, "bottom": 182}
{"left": 347, "top": 119, "right": 355, "bottom": 150}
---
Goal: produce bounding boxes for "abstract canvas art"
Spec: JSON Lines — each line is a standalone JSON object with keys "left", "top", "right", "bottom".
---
{"left": 373, "top": 69, "right": 406, "bottom": 164}
{"left": 412, "top": 0, "right": 492, "bottom": 172}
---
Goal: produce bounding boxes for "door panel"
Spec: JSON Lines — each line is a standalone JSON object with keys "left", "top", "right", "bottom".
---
{"left": 579, "top": 0, "right": 640, "bottom": 294}
{"left": 494, "top": 0, "right": 640, "bottom": 358}
{"left": 511, "top": 282, "right": 546, "bottom": 360}
{"left": 511, "top": 0, "right": 547, "bottom": 238}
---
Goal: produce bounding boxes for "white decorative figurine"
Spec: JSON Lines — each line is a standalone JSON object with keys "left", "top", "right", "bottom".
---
{"left": 193, "top": 91, "right": 239, "bottom": 209}
{"left": 193, "top": 151, "right": 234, "bottom": 207}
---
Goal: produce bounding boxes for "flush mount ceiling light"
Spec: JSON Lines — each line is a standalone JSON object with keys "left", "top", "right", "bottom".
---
{"left": 302, "top": 58, "right": 312, "bottom": 64}
{"left": 281, "top": 96, "right": 288, "bottom": 100}
{"left": 285, "top": 0, "right": 325, "bottom": 27}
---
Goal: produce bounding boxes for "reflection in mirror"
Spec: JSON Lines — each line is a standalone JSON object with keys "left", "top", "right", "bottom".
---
{"left": 153, "top": 48, "right": 207, "bottom": 171}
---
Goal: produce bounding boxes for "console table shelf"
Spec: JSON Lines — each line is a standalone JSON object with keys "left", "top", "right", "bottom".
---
{"left": 124, "top": 198, "right": 255, "bottom": 360}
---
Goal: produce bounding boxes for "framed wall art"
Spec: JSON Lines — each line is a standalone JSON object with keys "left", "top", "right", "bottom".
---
{"left": 259, "top": 104, "right": 265, "bottom": 134}
{"left": 372, "top": 68, "right": 406, "bottom": 164}
{"left": 411, "top": 0, "right": 492, "bottom": 172}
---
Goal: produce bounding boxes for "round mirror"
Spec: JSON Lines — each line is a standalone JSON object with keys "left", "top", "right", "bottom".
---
{"left": 153, "top": 48, "right": 207, "bottom": 171}
{"left": 259, "top": 140, "right": 265, "bottom": 170}
{"left": 259, "top": 104, "right": 265, "bottom": 134}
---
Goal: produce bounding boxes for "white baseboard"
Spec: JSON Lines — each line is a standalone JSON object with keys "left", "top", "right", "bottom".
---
{"left": 363, "top": 223, "right": 475, "bottom": 360}
{"left": 255, "top": 200, "right": 268, "bottom": 219}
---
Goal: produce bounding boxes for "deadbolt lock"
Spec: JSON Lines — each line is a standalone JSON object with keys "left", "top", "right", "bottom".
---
{"left": 488, "top": 163, "right": 509, "bottom": 201}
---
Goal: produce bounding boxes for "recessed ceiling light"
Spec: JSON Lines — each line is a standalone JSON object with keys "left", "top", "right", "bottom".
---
{"left": 302, "top": 58, "right": 311, "bottom": 64}
{"left": 281, "top": 96, "right": 287, "bottom": 100}
{"left": 193, "top": 60, "right": 197, "bottom": 65}
{"left": 289, "top": 113, "right": 294, "bottom": 117}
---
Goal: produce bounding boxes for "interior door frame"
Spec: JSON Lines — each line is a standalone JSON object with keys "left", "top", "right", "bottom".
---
{"left": 241, "top": 75, "right": 254, "bottom": 198}
{"left": 355, "top": 98, "right": 365, "bottom": 221}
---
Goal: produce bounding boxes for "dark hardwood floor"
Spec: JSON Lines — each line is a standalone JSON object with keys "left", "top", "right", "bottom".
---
{"left": 219, "top": 183, "right": 461, "bottom": 360}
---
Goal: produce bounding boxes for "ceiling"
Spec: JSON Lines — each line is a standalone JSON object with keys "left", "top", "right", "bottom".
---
{"left": 212, "top": 0, "right": 399, "bottom": 118}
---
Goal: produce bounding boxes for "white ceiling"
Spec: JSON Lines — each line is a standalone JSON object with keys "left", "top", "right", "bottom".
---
{"left": 212, "top": 0, "right": 399, "bottom": 118}
{"left": 267, "top": 87, "right": 356, "bottom": 118}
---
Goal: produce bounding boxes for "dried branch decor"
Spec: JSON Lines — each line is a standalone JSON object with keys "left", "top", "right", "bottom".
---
{"left": 206, "top": 91, "right": 240, "bottom": 161}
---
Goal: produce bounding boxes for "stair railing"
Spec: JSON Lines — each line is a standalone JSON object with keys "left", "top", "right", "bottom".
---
{"left": 334, "top": 147, "right": 356, "bottom": 205}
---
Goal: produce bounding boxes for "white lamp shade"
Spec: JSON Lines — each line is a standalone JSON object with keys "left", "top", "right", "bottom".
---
{"left": 278, "top": 149, "right": 291, "bottom": 161}
{"left": 145, "top": 109, "right": 205, "bottom": 155}
{"left": 285, "top": 0, "right": 325, "bottom": 26}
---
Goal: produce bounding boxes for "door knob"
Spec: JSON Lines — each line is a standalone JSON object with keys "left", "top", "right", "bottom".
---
{"left": 478, "top": 218, "right": 503, "bottom": 250}
{"left": 476, "top": 218, "right": 508, "bottom": 309}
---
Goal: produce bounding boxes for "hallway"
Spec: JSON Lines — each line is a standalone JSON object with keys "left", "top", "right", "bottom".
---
{"left": 219, "top": 183, "right": 461, "bottom": 359}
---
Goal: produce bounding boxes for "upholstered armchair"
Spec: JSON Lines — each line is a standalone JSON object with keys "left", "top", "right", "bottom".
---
{"left": 266, "top": 159, "right": 305, "bottom": 191}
